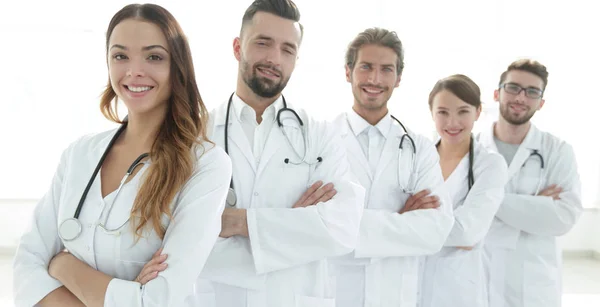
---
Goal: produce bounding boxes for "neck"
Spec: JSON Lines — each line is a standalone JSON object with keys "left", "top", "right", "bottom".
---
{"left": 437, "top": 136, "right": 471, "bottom": 160}
{"left": 236, "top": 77, "right": 279, "bottom": 121}
{"left": 120, "top": 109, "right": 166, "bottom": 152}
{"left": 352, "top": 103, "right": 388, "bottom": 126}
{"left": 494, "top": 116, "right": 531, "bottom": 144}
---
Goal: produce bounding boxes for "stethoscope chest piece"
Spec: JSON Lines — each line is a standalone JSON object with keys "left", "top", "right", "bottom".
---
{"left": 226, "top": 188, "right": 237, "bottom": 207}
{"left": 59, "top": 218, "right": 82, "bottom": 241}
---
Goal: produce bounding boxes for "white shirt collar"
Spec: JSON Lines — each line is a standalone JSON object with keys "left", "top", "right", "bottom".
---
{"left": 232, "top": 93, "right": 285, "bottom": 124}
{"left": 347, "top": 109, "right": 392, "bottom": 138}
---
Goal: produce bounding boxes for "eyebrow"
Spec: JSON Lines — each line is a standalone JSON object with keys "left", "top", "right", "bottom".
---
{"left": 109, "top": 44, "right": 169, "bottom": 53}
{"left": 255, "top": 35, "right": 298, "bottom": 51}
{"left": 358, "top": 62, "right": 395, "bottom": 68}
{"left": 507, "top": 82, "right": 542, "bottom": 91}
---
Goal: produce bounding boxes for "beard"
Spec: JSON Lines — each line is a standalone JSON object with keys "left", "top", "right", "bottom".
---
{"left": 500, "top": 102, "right": 536, "bottom": 125}
{"left": 242, "top": 60, "right": 289, "bottom": 98}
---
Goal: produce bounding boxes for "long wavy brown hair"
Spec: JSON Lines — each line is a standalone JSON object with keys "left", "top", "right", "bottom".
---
{"left": 100, "top": 4, "right": 209, "bottom": 239}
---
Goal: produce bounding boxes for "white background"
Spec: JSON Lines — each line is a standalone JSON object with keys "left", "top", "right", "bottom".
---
{"left": 0, "top": 0, "right": 598, "bottom": 252}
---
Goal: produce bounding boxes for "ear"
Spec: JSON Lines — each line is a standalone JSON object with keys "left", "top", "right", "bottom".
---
{"left": 493, "top": 89, "right": 500, "bottom": 102}
{"left": 233, "top": 37, "right": 242, "bottom": 62}
{"left": 345, "top": 65, "right": 352, "bottom": 83}
{"left": 395, "top": 74, "right": 402, "bottom": 88}
{"left": 538, "top": 98, "right": 545, "bottom": 110}
{"left": 475, "top": 105, "right": 482, "bottom": 121}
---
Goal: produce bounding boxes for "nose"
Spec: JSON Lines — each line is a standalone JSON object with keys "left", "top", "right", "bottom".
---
{"left": 367, "top": 69, "right": 381, "bottom": 84}
{"left": 126, "top": 59, "right": 145, "bottom": 77}
{"left": 448, "top": 114, "right": 460, "bottom": 127}
{"left": 514, "top": 89, "right": 528, "bottom": 102}
{"left": 265, "top": 46, "right": 282, "bottom": 67}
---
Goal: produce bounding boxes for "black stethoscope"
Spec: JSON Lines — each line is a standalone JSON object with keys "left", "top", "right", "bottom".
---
{"left": 435, "top": 134, "right": 475, "bottom": 191}
{"left": 519, "top": 149, "right": 545, "bottom": 194}
{"left": 390, "top": 115, "right": 418, "bottom": 194}
{"left": 58, "top": 120, "right": 149, "bottom": 241}
{"left": 223, "top": 93, "right": 322, "bottom": 207}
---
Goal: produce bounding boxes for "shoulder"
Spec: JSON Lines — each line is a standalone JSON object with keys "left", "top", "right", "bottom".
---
{"left": 66, "top": 128, "right": 119, "bottom": 156}
{"left": 192, "top": 140, "right": 232, "bottom": 172}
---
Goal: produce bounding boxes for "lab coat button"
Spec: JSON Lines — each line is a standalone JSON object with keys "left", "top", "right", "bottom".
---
{"left": 254, "top": 192, "right": 259, "bottom": 196}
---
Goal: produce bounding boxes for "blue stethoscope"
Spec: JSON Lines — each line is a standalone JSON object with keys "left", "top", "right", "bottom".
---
{"left": 519, "top": 149, "right": 545, "bottom": 195}
{"left": 223, "top": 93, "right": 322, "bottom": 207}
{"left": 58, "top": 121, "right": 149, "bottom": 241}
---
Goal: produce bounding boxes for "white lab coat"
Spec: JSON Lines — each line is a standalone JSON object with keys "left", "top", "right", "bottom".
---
{"left": 193, "top": 101, "right": 365, "bottom": 307}
{"left": 12, "top": 128, "right": 232, "bottom": 307}
{"left": 419, "top": 140, "right": 508, "bottom": 307}
{"left": 479, "top": 123, "right": 583, "bottom": 307}
{"left": 331, "top": 112, "right": 454, "bottom": 307}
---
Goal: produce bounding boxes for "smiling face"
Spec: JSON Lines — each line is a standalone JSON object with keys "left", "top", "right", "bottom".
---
{"left": 431, "top": 89, "right": 481, "bottom": 145}
{"left": 234, "top": 11, "right": 301, "bottom": 98}
{"left": 107, "top": 18, "right": 171, "bottom": 116}
{"left": 495, "top": 70, "right": 545, "bottom": 126}
{"left": 346, "top": 44, "right": 401, "bottom": 113}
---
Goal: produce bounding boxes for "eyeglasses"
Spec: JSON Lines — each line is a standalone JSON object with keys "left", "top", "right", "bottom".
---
{"left": 500, "top": 83, "right": 544, "bottom": 99}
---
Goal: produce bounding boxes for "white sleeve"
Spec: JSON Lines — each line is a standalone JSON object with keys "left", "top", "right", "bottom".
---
{"left": 354, "top": 140, "right": 454, "bottom": 258}
{"left": 495, "top": 144, "right": 582, "bottom": 236}
{"left": 103, "top": 146, "right": 232, "bottom": 307}
{"left": 13, "top": 147, "right": 70, "bottom": 307}
{"left": 247, "top": 121, "right": 365, "bottom": 274}
{"left": 444, "top": 154, "right": 508, "bottom": 247}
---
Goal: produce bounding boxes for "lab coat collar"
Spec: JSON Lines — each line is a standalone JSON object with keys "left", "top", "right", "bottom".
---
{"left": 480, "top": 121, "right": 542, "bottom": 179}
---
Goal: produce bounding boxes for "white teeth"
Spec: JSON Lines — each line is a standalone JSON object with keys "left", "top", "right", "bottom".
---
{"left": 364, "top": 88, "right": 382, "bottom": 93}
{"left": 128, "top": 86, "right": 152, "bottom": 93}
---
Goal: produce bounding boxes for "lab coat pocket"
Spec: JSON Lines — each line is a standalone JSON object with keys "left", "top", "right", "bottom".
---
{"left": 295, "top": 294, "right": 335, "bottom": 307}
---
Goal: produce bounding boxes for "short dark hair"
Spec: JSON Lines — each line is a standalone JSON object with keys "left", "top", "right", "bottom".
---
{"left": 240, "top": 0, "right": 303, "bottom": 40}
{"left": 345, "top": 28, "right": 404, "bottom": 76}
{"left": 428, "top": 74, "right": 482, "bottom": 109}
{"left": 499, "top": 59, "right": 549, "bottom": 90}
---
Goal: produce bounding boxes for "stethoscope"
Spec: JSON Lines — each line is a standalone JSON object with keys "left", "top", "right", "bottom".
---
{"left": 518, "top": 149, "right": 545, "bottom": 195}
{"left": 390, "top": 115, "right": 419, "bottom": 194}
{"left": 58, "top": 121, "right": 149, "bottom": 242}
{"left": 223, "top": 93, "right": 322, "bottom": 207}
{"left": 434, "top": 134, "right": 475, "bottom": 191}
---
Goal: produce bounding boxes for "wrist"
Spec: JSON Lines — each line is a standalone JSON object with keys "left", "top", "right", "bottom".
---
{"left": 237, "top": 209, "right": 249, "bottom": 237}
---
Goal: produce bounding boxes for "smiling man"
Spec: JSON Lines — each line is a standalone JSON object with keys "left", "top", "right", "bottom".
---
{"left": 331, "top": 27, "right": 454, "bottom": 307}
{"left": 191, "top": 1, "right": 365, "bottom": 307}
{"left": 479, "top": 59, "right": 582, "bottom": 307}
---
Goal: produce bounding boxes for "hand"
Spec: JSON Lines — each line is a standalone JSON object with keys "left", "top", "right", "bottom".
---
{"left": 48, "top": 251, "right": 73, "bottom": 279}
{"left": 220, "top": 208, "right": 248, "bottom": 238}
{"left": 293, "top": 180, "right": 337, "bottom": 208}
{"left": 399, "top": 189, "right": 440, "bottom": 214}
{"left": 457, "top": 246, "right": 474, "bottom": 251}
{"left": 537, "top": 184, "right": 563, "bottom": 200}
{"left": 135, "top": 248, "right": 168, "bottom": 285}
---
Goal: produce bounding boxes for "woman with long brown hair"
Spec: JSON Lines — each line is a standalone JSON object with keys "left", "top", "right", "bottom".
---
{"left": 12, "top": 4, "right": 231, "bottom": 307}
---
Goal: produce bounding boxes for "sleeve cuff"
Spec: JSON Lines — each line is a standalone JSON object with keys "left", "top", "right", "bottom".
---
{"left": 104, "top": 278, "right": 142, "bottom": 307}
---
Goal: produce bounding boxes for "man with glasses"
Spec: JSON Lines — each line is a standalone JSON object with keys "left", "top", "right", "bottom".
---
{"left": 478, "top": 59, "right": 582, "bottom": 307}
